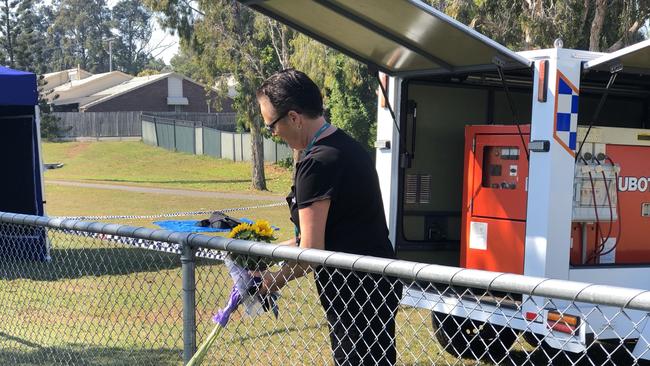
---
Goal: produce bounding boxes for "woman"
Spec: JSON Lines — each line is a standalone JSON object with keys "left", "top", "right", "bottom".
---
{"left": 256, "top": 69, "right": 402, "bottom": 366}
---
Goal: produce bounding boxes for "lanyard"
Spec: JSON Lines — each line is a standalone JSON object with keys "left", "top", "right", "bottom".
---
{"left": 294, "top": 122, "right": 331, "bottom": 242}
{"left": 305, "top": 122, "right": 330, "bottom": 154}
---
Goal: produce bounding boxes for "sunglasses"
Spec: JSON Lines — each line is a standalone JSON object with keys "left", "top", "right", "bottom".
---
{"left": 264, "top": 111, "right": 288, "bottom": 133}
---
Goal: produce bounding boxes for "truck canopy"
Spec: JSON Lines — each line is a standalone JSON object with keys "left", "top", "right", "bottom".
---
{"left": 585, "top": 39, "right": 650, "bottom": 74}
{"left": 239, "top": 0, "right": 531, "bottom": 76}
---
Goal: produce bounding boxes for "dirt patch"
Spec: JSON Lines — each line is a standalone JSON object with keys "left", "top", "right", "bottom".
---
{"left": 65, "top": 142, "right": 92, "bottom": 159}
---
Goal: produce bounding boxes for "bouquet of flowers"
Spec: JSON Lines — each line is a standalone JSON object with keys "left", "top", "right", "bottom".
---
{"left": 187, "top": 220, "right": 279, "bottom": 366}
{"left": 228, "top": 220, "right": 276, "bottom": 270}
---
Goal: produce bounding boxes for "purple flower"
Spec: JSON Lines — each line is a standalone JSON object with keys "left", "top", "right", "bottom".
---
{"left": 212, "top": 286, "right": 242, "bottom": 327}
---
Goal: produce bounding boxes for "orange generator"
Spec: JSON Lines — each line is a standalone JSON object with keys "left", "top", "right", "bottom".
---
{"left": 461, "top": 124, "right": 650, "bottom": 274}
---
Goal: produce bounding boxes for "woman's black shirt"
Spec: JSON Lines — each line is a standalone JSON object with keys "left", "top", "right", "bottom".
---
{"left": 287, "top": 128, "right": 395, "bottom": 259}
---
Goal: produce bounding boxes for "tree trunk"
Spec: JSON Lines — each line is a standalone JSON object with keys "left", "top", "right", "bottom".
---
{"left": 589, "top": 0, "right": 607, "bottom": 51}
{"left": 523, "top": 0, "right": 543, "bottom": 49}
{"left": 607, "top": 19, "right": 645, "bottom": 52}
{"left": 248, "top": 108, "right": 267, "bottom": 191}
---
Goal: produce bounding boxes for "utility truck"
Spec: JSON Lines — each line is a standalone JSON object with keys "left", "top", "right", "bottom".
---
{"left": 238, "top": 0, "right": 650, "bottom": 361}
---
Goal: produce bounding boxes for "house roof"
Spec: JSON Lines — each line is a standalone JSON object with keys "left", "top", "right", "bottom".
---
{"left": 42, "top": 68, "right": 93, "bottom": 91}
{"left": 52, "top": 71, "right": 131, "bottom": 93}
{"left": 79, "top": 72, "right": 212, "bottom": 110}
{"left": 79, "top": 73, "right": 171, "bottom": 110}
{"left": 44, "top": 68, "right": 215, "bottom": 110}
{"left": 50, "top": 71, "right": 133, "bottom": 105}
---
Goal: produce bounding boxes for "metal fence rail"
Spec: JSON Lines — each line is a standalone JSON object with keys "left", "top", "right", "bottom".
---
{"left": 1, "top": 211, "right": 649, "bottom": 365}
{"left": 141, "top": 115, "right": 293, "bottom": 163}
{"left": 144, "top": 112, "right": 237, "bottom": 132}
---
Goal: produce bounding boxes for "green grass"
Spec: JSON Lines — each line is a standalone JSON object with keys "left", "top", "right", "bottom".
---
{"left": 42, "top": 141, "right": 292, "bottom": 194}
{"left": 43, "top": 184, "right": 294, "bottom": 242}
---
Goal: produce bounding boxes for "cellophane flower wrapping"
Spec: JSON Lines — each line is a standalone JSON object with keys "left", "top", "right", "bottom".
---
{"left": 187, "top": 221, "right": 280, "bottom": 366}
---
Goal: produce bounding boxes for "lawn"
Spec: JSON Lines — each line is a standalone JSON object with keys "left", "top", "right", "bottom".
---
{"left": 43, "top": 184, "right": 294, "bottom": 242}
{"left": 42, "top": 141, "right": 292, "bottom": 194}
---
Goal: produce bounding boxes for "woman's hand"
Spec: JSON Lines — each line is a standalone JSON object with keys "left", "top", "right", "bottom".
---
{"left": 257, "top": 270, "right": 286, "bottom": 295}
{"left": 253, "top": 261, "right": 312, "bottom": 295}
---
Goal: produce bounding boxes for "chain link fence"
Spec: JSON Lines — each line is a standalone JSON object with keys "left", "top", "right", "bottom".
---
{"left": 1, "top": 212, "right": 649, "bottom": 365}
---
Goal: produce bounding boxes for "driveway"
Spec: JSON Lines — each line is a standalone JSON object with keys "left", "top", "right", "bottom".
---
{"left": 46, "top": 180, "right": 285, "bottom": 202}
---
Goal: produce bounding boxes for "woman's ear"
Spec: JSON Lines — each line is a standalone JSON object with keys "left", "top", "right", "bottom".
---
{"left": 290, "top": 111, "right": 302, "bottom": 129}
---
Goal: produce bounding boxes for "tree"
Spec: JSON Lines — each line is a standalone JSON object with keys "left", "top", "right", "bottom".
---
{"left": 169, "top": 44, "right": 204, "bottom": 81}
{"left": 52, "top": 0, "right": 112, "bottom": 72}
{"left": 0, "top": 0, "right": 18, "bottom": 67}
{"left": 146, "top": 0, "right": 294, "bottom": 191}
{"left": 13, "top": 0, "right": 49, "bottom": 73}
{"left": 327, "top": 54, "right": 377, "bottom": 152}
{"left": 111, "top": 0, "right": 154, "bottom": 74}
{"left": 290, "top": 35, "right": 377, "bottom": 152}
{"left": 40, "top": 2, "right": 66, "bottom": 72}
{"left": 423, "top": 0, "right": 650, "bottom": 51}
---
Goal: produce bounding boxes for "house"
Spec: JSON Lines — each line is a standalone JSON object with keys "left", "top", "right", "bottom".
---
{"left": 44, "top": 69, "right": 232, "bottom": 113}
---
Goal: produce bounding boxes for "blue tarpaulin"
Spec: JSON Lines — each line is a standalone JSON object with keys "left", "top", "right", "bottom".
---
{"left": 0, "top": 65, "right": 38, "bottom": 106}
{"left": 154, "top": 218, "right": 280, "bottom": 233}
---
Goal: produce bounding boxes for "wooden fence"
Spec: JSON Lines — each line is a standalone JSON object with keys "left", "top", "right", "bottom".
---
{"left": 52, "top": 111, "right": 142, "bottom": 138}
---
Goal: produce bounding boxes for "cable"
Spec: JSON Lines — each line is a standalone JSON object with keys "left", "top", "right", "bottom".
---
{"left": 597, "top": 157, "right": 622, "bottom": 258}
{"left": 586, "top": 170, "right": 604, "bottom": 264}
{"left": 578, "top": 157, "right": 600, "bottom": 263}
{"left": 585, "top": 156, "right": 620, "bottom": 263}
{"left": 592, "top": 158, "right": 615, "bottom": 255}
{"left": 575, "top": 72, "right": 618, "bottom": 162}
{"left": 598, "top": 165, "right": 614, "bottom": 249}
{"left": 376, "top": 73, "right": 400, "bottom": 135}
{"left": 496, "top": 66, "right": 530, "bottom": 161}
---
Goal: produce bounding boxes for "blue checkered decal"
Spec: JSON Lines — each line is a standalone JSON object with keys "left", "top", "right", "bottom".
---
{"left": 556, "top": 77, "right": 578, "bottom": 150}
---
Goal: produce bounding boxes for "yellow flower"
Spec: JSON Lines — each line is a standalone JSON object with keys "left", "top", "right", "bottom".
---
{"left": 228, "top": 220, "right": 277, "bottom": 270}
{"left": 228, "top": 223, "right": 251, "bottom": 238}
{"left": 253, "top": 220, "right": 274, "bottom": 238}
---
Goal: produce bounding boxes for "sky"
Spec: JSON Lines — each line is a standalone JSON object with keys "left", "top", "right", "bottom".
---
{"left": 149, "top": 23, "right": 180, "bottom": 65}
{"left": 107, "top": 0, "right": 180, "bottom": 65}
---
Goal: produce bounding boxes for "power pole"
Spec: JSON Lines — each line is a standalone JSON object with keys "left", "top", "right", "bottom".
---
{"left": 108, "top": 39, "right": 114, "bottom": 72}
{"left": 105, "top": 37, "right": 115, "bottom": 72}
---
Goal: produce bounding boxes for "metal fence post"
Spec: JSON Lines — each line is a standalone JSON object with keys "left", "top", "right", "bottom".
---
{"left": 233, "top": 133, "right": 236, "bottom": 162}
{"left": 180, "top": 237, "right": 196, "bottom": 365}
{"left": 173, "top": 119, "right": 177, "bottom": 151}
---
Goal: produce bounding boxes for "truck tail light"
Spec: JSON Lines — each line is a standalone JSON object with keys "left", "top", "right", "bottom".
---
{"left": 547, "top": 310, "right": 580, "bottom": 334}
{"left": 525, "top": 311, "right": 541, "bottom": 322}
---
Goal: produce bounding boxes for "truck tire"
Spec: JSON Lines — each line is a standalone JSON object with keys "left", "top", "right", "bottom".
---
{"left": 431, "top": 311, "right": 517, "bottom": 363}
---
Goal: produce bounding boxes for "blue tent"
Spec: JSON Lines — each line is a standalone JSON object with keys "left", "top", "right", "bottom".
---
{"left": 0, "top": 66, "right": 38, "bottom": 105}
{"left": 0, "top": 65, "right": 47, "bottom": 260}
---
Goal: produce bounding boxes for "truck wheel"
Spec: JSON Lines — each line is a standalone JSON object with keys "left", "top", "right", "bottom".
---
{"left": 431, "top": 312, "right": 517, "bottom": 362}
